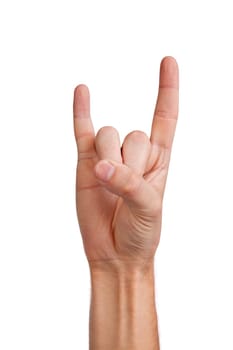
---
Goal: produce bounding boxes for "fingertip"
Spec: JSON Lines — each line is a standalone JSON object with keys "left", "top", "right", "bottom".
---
{"left": 161, "top": 56, "right": 178, "bottom": 66}
{"left": 159, "top": 56, "right": 179, "bottom": 89}
{"left": 73, "top": 84, "right": 90, "bottom": 102}
{"left": 73, "top": 84, "right": 90, "bottom": 119}
{"left": 74, "top": 83, "right": 89, "bottom": 94}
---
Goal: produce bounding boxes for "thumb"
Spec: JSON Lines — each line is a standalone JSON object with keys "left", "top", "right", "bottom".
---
{"left": 94, "top": 159, "right": 161, "bottom": 212}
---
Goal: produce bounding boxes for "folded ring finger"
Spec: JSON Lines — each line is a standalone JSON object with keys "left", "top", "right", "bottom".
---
{"left": 121, "top": 131, "right": 151, "bottom": 176}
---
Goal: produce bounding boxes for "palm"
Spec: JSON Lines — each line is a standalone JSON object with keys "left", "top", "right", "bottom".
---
{"left": 74, "top": 57, "right": 179, "bottom": 262}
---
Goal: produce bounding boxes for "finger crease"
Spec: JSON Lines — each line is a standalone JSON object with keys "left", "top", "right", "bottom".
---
{"left": 155, "top": 111, "right": 178, "bottom": 120}
{"left": 77, "top": 184, "right": 102, "bottom": 192}
{"left": 78, "top": 152, "right": 97, "bottom": 160}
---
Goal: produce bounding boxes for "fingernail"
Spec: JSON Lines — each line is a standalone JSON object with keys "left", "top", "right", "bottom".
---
{"left": 95, "top": 161, "right": 115, "bottom": 181}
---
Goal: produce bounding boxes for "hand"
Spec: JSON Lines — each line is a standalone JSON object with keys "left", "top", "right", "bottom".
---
{"left": 73, "top": 56, "right": 179, "bottom": 266}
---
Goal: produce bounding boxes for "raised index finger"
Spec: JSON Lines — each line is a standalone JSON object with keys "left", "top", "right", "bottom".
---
{"left": 150, "top": 57, "right": 179, "bottom": 150}
{"left": 73, "top": 84, "right": 96, "bottom": 159}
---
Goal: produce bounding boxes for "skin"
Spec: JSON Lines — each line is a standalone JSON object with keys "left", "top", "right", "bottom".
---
{"left": 73, "top": 56, "right": 179, "bottom": 350}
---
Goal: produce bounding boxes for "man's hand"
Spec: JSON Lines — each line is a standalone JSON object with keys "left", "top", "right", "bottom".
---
{"left": 73, "top": 57, "right": 179, "bottom": 350}
{"left": 73, "top": 56, "right": 179, "bottom": 266}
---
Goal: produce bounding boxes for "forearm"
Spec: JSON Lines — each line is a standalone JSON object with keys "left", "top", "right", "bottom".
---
{"left": 89, "top": 259, "right": 160, "bottom": 350}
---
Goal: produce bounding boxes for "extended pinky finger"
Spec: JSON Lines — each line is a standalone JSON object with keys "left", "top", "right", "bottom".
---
{"left": 150, "top": 57, "right": 179, "bottom": 151}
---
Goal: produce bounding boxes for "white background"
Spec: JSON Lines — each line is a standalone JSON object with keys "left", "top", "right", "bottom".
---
{"left": 0, "top": 0, "right": 233, "bottom": 349}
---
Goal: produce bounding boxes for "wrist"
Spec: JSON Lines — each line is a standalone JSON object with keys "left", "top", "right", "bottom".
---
{"left": 89, "top": 258, "right": 159, "bottom": 350}
{"left": 88, "top": 256, "right": 155, "bottom": 278}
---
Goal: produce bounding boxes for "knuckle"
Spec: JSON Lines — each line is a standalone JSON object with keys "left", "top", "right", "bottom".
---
{"left": 155, "top": 109, "right": 177, "bottom": 119}
{"left": 121, "top": 172, "right": 142, "bottom": 198}
{"left": 96, "top": 126, "right": 118, "bottom": 137}
{"left": 77, "top": 135, "right": 96, "bottom": 156}
{"left": 125, "top": 130, "right": 149, "bottom": 143}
